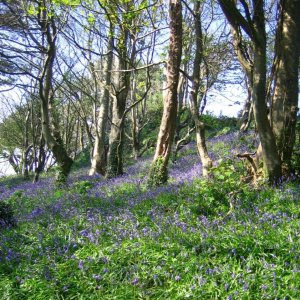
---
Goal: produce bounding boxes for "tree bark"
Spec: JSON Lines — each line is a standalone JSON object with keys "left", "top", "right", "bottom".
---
{"left": 33, "top": 134, "right": 46, "bottom": 183}
{"left": 172, "top": 72, "right": 188, "bottom": 162}
{"left": 240, "top": 84, "right": 253, "bottom": 132}
{"left": 39, "top": 13, "right": 73, "bottom": 184}
{"left": 251, "top": 0, "right": 282, "bottom": 182}
{"left": 226, "top": 9, "right": 254, "bottom": 132}
{"left": 148, "top": 0, "right": 182, "bottom": 186}
{"left": 106, "top": 30, "right": 131, "bottom": 178}
{"left": 130, "top": 74, "right": 140, "bottom": 160}
{"left": 271, "top": 0, "right": 300, "bottom": 172}
{"left": 22, "top": 109, "right": 30, "bottom": 179}
{"left": 189, "top": 1, "right": 212, "bottom": 178}
{"left": 89, "top": 32, "right": 114, "bottom": 176}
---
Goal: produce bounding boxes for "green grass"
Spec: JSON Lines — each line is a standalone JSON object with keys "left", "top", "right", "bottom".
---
{"left": 1, "top": 177, "right": 300, "bottom": 299}
{"left": 1, "top": 134, "right": 300, "bottom": 299}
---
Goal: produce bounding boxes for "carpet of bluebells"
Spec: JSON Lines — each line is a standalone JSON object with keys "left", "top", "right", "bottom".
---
{"left": 0, "top": 131, "right": 300, "bottom": 299}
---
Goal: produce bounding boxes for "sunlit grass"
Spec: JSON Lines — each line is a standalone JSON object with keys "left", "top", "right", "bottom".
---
{"left": 0, "top": 132, "right": 299, "bottom": 299}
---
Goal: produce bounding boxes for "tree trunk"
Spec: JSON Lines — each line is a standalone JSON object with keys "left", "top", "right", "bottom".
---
{"left": 130, "top": 73, "right": 140, "bottom": 160}
{"left": 148, "top": 0, "right": 182, "bottom": 186}
{"left": 228, "top": 15, "right": 254, "bottom": 132}
{"left": 218, "top": 0, "right": 282, "bottom": 183}
{"left": 40, "top": 75, "right": 73, "bottom": 185}
{"left": 251, "top": 1, "right": 282, "bottom": 182}
{"left": 106, "top": 109, "right": 125, "bottom": 178}
{"left": 22, "top": 110, "right": 30, "bottom": 179}
{"left": 39, "top": 15, "right": 73, "bottom": 184}
{"left": 33, "top": 134, "right": 46, "bottom": 183}
{"left": 106, "top": 32, "right": 131, "bottom": 178}
{"left": 240, "top": 82, "right": 253, "bottom": 132}
{"left": 189, "top": 1, "right": 212, "bottom": 178}
{"left": 172, "top": 73, "right": 187, "bottom": 162}
{"left": 131, "top": 106, "right": 140, "bottom": 160}
{"left": 89, "top": 32, "right": 113, "bottom": 176}
{"left": 271, "top": 0, "right": 300, "bottom": 172}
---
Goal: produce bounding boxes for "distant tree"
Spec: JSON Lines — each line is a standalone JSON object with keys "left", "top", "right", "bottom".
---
{"left": 62, "top": 0, "right": 114, "bottom": 176}
{"left": 127, "top": 66, "right": 152, "bottom": 160}
{"left": 105, "top": 0, "right": 157, "bottom": 178}
{"left": 0, "top": 95, "right": 45, "bottom": 179}
{"left": 128, "top": 65, "right": 164, "bottom": 159}
{"left": 1, "top": 0, "right": 74, "bottom": 184}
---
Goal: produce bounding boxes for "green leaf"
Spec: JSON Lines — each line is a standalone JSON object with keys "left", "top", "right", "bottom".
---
{"left": 53, "top": 0, "right": 80, "bottom": 6}
{"left": 27, "top": 4, "right": 37, "bottom": 16}
{"left": 87, "top": 13, "right": 95, "bottom": 25}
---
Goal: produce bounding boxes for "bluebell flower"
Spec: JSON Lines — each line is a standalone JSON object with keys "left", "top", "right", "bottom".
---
{"left": 78, "top": 260, "right": 84, "bottom": 271}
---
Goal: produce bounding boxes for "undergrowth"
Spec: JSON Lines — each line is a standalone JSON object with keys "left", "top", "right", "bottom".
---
{"left": 0, "top": 132, "right": 299, "bottom": 299}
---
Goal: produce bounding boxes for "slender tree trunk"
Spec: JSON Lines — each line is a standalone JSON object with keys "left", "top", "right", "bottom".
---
{"left": 81, "top": 118, "right": 92, "bottom": 152}
{"left": 89, "top": 32, "right": 114, "bottom": 176}
{"left": 176, "top": 74, "right": 186, "bottom": 139}
{"left": 73, "top": 116, "right": 80, "bottom": 160}
{"left": 189, "top": 1, "right": 212, "bottom": 178}
{"left": 30, "top": 100, "right": 38, "bottom": 173}
{"left": 131, "top": 75, "right": 140, "bottom": 160}
{"left": 131, "top": 107, "right": 139, "bottom": 160}
{"left": 271, "top": 0, "right": 300, "bottom": 172}
{"left": 240, "top": 80, "right": 253, "bottom": 132}
{"left": 33, "top": 134, "right": 46, "bottom": 183}
{"left": 40, "top": 75, "right": 73, "bottom": 185}
{"left": 172, "top": 73, "right": 187, "bottom": 162}
{"left": 148, "top": 0, "right": 182, "bottom": 186}
{"left": 229, "top": 18, "right": 254, "bottom": 132}
{"left": 22, "top": 110, "right": 30, "bottom": 179}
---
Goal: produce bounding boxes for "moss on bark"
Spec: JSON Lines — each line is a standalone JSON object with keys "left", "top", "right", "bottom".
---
{"left": 148, "top": 156, "right": 168, "bottom": 187}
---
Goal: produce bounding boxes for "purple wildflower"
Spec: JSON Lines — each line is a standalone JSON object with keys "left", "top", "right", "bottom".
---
{"left": 78, "top": 260, "right": 84, "bottom": 271}
{"left": 131, "top": 278, "right": 139, "bottom": 285}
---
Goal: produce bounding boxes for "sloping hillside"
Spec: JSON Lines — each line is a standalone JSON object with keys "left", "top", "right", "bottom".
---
{"left": 0, "top": 132, "right": 299, "bottom": 299}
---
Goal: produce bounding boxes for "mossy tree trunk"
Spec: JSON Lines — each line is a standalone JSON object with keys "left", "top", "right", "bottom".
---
{"left": 148, "top": 0, "right": 182, "bottom": 186}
